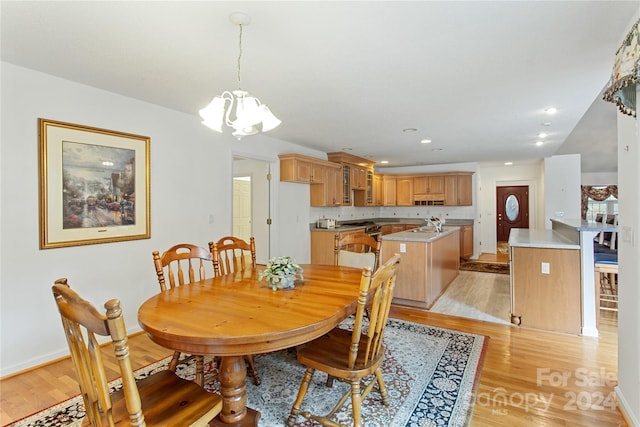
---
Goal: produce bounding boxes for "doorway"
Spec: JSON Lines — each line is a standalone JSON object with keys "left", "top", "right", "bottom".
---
{"left": 496, "top": 185, "right": 529, "bottom": 243}
{"left": 233, "top": 177, "right": 252, "bottom": 242}
{"left": 232, "top": 156, "right": 272, "bottom": 264}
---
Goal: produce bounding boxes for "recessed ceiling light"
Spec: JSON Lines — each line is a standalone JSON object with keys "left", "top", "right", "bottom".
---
{"left": 421, "top": 139, "right": 432, "bottom": 144}
{"left": 536, "top": 141, "right": 544, "bottom": 146}
{"left": 538, "top": 132, "right": 547, "bottom": 138}
{"left": 431, "top": 148, "right": 443, "bottom": 152}
{"left": 380, "top": 160, "right": 389, "bottom": 164}
{"left": 341, "top": 147, "right": 353, "bottom": 151}
{"left": 545, "top": 107, "right": 557, "bottom": 115}
{"left": 504, "top": 162, "right": 513, "bottom": 166}
{"left": 403, "top": 128, "right": 417, "bottom": 133}
{"left": 542, "top": 122, "right": 552, "bottom": 127}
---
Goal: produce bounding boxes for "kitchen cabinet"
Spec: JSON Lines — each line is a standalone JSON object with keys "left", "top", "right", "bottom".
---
{"left": 327, "top": 152, "right": 376, "bottom": 206}
{"left": 510, "top": 245, "right": 581, "bottom": 335}
{"left": 280, "top": 154, "right": 343, "bottom": 206}
{"left": 310, "top": 228, "right": 367, "bottom": 265}
{"left": 351, "top": 165, "right": 368, "bottom": 190}
{"left": 310, "top": 163, "right": 342, "bottom": 207}
{"left": 459, "top": 225, "right": 473, "bottom": 259}
{"left": 280, "top": 155, "right": 312, "bottom": 183}
{"left": 354, "top": 170, "right": 384, "bottom": 206}
{"left": 381, "top": 228, "right": 459, "bottom": 308}
{"left": 373, "top": 173, "right": 384, "bottom": 205}
{"left": 444, "top": 174, "right": 473, "bottom": 206}
{"left": 396, "top": 177, "right": 414, "bottom": 206}
{"left": 383, "top": 176, "right": 397, "bottom": 206}
{"left": 279, "top": 154, "right": 330, "bottom": 184}
{"left": 341, "top": 164, "right": 351, "bottom": 205}
{"left": 413, "top": 175, "right": 445, "bottom": 205}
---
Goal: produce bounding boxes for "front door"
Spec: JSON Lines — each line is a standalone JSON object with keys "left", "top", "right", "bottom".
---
{"left": 496, "top": 186, "right": 529, "bottom": 242}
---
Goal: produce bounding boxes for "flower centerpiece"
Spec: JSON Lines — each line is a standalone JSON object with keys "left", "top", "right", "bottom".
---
{"left": 259, "top": 256, "right": 304, "bottom": 290}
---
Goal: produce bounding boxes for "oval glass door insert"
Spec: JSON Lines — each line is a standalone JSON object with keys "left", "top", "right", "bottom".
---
{"left": 505, "top": 195, "right": 519, "bottom": 221}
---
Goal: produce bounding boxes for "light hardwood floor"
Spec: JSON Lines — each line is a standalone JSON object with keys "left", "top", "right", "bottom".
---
{"left": 0, "top": 273, "right": 624, "bottom": 427}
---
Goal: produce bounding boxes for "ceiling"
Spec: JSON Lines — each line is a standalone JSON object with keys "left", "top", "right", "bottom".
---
{"left": 2, "top": 1, "right": 636, "bottom": 173}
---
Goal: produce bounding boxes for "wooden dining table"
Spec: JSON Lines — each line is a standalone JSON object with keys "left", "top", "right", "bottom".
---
{"left": 138, "top": 263, "right": 363, "bottom": 427}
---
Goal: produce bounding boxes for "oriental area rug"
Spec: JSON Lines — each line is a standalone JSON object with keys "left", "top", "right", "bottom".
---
{"left": 7, "top": 319, "right": 487, "bottom": 427}
{"left": 459, "top": 261, "right": 510, "bottom": 275}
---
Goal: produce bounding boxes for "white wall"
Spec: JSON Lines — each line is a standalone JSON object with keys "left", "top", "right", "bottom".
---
{"left": 615, "top": 105, "right": 640, "bottom": 425}
{"left": 0, "top": 62, "right": 319, "bottom": 376}
{"left": 581, "top": 172, "right": 618, "bottom": 185}
{"left": 476, "top": 161, "right": 544, "bottom": 254}
{"left": 543, "top": 154, "right": 582, "bottom": 229}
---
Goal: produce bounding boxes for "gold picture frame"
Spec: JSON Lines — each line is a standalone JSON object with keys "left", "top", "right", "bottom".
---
{"left": 39, "top": 119, "right": 150, "bottom": 249}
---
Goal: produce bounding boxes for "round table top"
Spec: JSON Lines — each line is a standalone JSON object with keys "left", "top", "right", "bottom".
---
{"left": 138, "top": 264, "right": 363, "bottom": 356}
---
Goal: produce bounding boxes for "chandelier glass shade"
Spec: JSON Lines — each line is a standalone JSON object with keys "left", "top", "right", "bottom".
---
{"left": 199, "top": 12, "right": 281, "bottom": 139}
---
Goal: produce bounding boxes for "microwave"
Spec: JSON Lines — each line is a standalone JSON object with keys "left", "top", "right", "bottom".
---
{"left": 317, "top": 218, "right": 336, "bottom": 229}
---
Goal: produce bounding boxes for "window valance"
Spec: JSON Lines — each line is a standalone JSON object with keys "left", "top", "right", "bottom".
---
{"left": 581, "top": 185, "right": 618, "bottom": 219}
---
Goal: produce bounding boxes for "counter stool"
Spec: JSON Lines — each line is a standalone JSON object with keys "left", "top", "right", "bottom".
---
{"left": 594, "top": 250, "right": 618, "bottom": 326}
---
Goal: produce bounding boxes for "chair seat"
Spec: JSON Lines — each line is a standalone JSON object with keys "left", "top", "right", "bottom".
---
{"left": 109, "top": 370, "right": 222, "bottom": 426}
{"left": 297, "top": 327, "right": 383, "bottom": 378}
{"left": 594, "top": 252, "right": 618, "bottom": 265}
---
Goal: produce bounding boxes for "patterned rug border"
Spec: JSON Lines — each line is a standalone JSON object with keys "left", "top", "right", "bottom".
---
{"left": 5, "top": 319, "right": 489, "bottom": 427}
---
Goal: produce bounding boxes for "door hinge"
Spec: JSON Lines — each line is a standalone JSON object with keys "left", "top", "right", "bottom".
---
{"left": 267, "top": 173, "right": 272, "bottom": 181}
{"left": 266, "top": 218, "right": 272, "bottom": 225}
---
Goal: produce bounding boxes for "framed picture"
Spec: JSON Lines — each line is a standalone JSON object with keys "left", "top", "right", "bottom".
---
{"left": 39, "top": 119, "right": 150, "bottom": 249}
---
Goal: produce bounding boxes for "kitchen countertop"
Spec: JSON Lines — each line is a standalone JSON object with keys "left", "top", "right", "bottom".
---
{"left": 508, "top": 228, "right": 580, "bottom": 249}
{"left": 380, "top": 226, "right": 460, "bottom": 243}
{"left": 310, "top": 218, "right": 473, "bottom": 232}
{"left": 550, "top": 218, "right": 618, "bottom": 232}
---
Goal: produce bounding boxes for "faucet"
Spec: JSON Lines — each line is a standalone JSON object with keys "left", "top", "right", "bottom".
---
{"left": 424, "top": 217, "right": 443, "bottom": 232}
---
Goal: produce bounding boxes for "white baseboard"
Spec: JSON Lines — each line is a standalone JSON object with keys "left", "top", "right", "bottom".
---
{"left": 615, "top": 385, "right": 640, "bottom": 427}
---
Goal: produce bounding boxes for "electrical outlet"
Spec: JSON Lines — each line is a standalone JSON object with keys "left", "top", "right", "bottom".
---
{"left": 541, "top": 262, "right": 550, "bottom": 274}
{"left": 400, "top": 243, "right": 406, "bottom": 253}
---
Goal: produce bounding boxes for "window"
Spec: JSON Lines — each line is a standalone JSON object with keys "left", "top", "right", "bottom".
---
{"left": 587, "top": 193, "right": 618, "bottom": 221}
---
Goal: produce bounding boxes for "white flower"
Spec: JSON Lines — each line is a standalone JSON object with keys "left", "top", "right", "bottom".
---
{"left": 259, "top": 256, "right": 304, "bottom": 290}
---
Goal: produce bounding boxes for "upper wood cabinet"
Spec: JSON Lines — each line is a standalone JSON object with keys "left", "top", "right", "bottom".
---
{"left": 327, "top": 152, "right": 375, "bottom": 200}
{"left": 444, "top": 173, "right": 473, "bottom": 206}
{"left": 373, "top": 173, "right": 384, "bottom": 206}
{"left": 311, "top": 163, "right": 342, "bottom": 207}
{"left": 354, "top": 170, "right": 384, "bottom": 206}
{"left": 414, "top": 175, "right": 444, "bottom": 195}
{"left": 396, "top": 177, "right": 414, "bottom": 206}
{"left": 280, "top": 154, "right": 343, "bottom": 206}
{"left": 280, "top": 155, "right": 312, "bottom": 183}
{"left": 383, "top": 175, "right": 397, "bottom": 206}
{"left": 280, "top": 154, "right": 327, "bottom": 184}
{"left": 351, "top": 165, "right": 368, "bottom": 190}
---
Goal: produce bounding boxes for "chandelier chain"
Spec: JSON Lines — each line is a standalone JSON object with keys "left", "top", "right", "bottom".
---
{"left": 237, "top": 24, "right": 243, "bottom": 89}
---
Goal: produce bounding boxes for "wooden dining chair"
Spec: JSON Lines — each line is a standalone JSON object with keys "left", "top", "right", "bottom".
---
{"left": 334, "top": 232, "right": 382, "bottom": 271}
{"left": 286, "top": 253, "right": 401, "bottom": 427}
{"left": 52, "top": 278, "right": 222, "bottom": 427}
{"left": 209, "top": 236, "right": 257, "bottom": 276}
{"left": 208, "top": 236, "right": 261, "bottom": 385}
{"left": 152, "top": 243, "right": 215, "bottom": 385}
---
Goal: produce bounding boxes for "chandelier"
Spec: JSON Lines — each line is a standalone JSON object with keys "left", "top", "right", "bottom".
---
{"left": 199, "top": 12, "right": 281, "bottom": 139}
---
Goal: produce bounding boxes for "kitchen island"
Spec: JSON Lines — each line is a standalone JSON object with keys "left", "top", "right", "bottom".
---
{"left": 381, "top": 226, "right": 460, "bottom": 308}
{"left": 509, "top": 229, "right": 581, "bottom": 335}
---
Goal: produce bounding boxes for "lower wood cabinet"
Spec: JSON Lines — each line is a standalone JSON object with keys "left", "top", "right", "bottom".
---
{"left": 459, "top": 225, "right": 473, "bottom": 259}
{"left": 381, "top": 230, "right": 459, "bottom": 308}
{"left": 310, "top": 229, "right": 366, "bottom": 265}
{"left": 510, "top": 246, "right": 581, "bottom": 335}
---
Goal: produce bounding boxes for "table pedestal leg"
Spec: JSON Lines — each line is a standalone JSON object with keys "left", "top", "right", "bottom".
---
{"left": 210, "top": 355, "right": 261, "bottom": 427}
